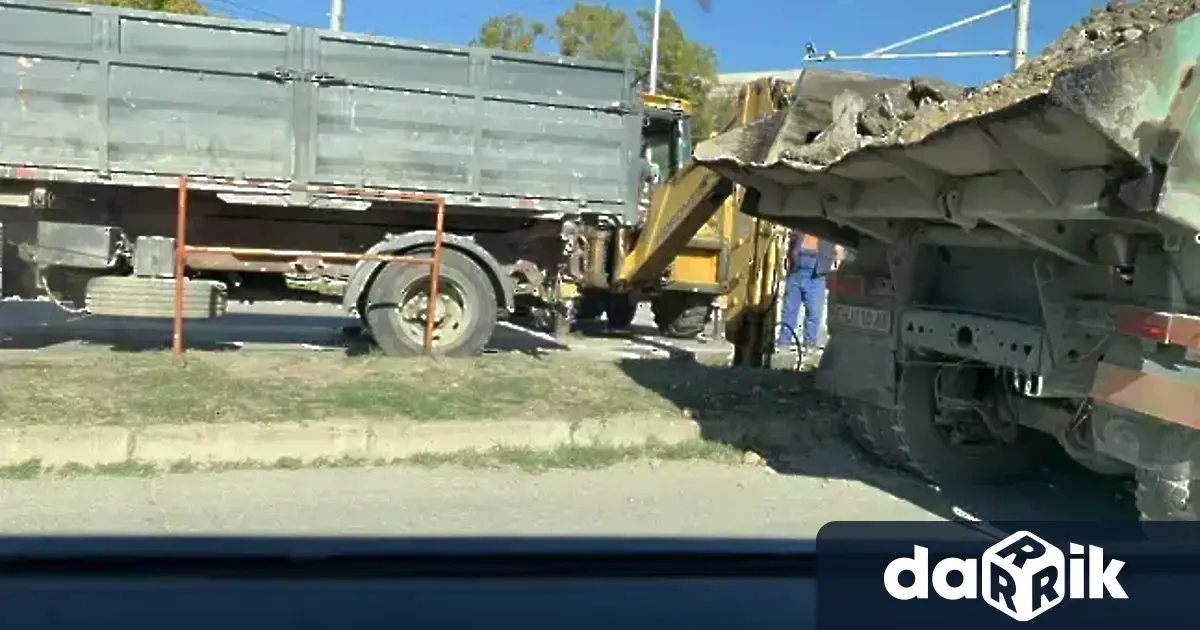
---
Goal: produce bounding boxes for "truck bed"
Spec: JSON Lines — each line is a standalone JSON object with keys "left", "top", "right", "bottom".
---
{"left": 0, "top": 0, "right": 642, "bottom": 220}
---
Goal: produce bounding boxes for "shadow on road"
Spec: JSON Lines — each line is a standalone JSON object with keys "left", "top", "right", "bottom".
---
{"left": 563, "top": 315, "right": 723, "bottom": 361}
{"left": 616, "top": 357, "right": 1137, "bottom": 526}
{"left": 0, "top": 300, "right": 565, "bottom": 356}
{"left": 570, "top": 318, "right": 662, "bottom": 339}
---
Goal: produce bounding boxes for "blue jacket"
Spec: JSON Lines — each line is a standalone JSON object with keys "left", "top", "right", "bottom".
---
{"left": 789, "top": 231, "right": 838, "bottom": 276}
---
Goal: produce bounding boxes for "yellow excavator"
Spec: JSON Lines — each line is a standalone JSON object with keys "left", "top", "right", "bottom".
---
{"left": 575, "top": 77, "right": 793, "bottom": 366}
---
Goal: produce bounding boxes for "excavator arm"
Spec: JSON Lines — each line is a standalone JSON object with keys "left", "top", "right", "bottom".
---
{"left": 613, "top": 78, "right": 793, "bottom": 290}
{"left": 613, "top": 163, "right": 733, "bottom": 289}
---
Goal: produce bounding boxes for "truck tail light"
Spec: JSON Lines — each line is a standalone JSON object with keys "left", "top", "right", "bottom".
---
{"left": 1115, "top": 309, "right": 1171, "bottom": 342}
{"left": 1114, "top": 306, "right": 1200, "bottom": 348}
{"left": 827, "top": 271, "right": 864, "bottom": 296}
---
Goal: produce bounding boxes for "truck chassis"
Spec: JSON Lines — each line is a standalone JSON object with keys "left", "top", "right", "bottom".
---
{"left": 696, "top": 12, "right": 1200, "bottom": 521}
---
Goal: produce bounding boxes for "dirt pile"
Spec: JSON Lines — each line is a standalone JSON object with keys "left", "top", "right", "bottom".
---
{"left": 783, "top": 0, "right": 1200, "bottom": 166}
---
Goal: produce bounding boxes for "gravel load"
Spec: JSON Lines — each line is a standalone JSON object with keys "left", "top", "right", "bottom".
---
{"left": 777, "top": 0, "right": 1200, "bottom": 166}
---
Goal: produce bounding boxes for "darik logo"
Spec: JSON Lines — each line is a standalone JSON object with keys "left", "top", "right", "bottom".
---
{"left": 883, "top": 530, "right": 1128, "bottom": 622}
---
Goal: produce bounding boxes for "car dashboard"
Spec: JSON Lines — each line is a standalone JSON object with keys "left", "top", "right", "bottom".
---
{"left": 0, "top": 537, "right": 818, "bottom": 630}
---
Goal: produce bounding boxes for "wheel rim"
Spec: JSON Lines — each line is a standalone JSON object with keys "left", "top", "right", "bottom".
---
{"left": 930, "top": 397, "right": 1008, "bottom": 451}
{"left": 390, "top": 277, "right": 470, "bottom": 349}
{"left": 926, "top": 367, "right": 1009, "bottom": 451}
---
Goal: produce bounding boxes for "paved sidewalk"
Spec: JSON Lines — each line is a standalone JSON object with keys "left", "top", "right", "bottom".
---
{"left": 0, "top": 414, "right": 824, "bottom": 472}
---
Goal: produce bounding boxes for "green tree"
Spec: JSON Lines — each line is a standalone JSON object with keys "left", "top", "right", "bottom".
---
{"left": 474, "top": 2, "right": 720, "bottom": 141}
{"left": 702, "top": 90, "right": 740, "bottom": 137}
{"left": 633, "top": 8, "right": 718, "bottom": 137}
{"left": 81, "top": 0, "right": 209, "bottom": 15}
{"left": 553, "top": 2, "right": 637, "bottom": 63}
{"left": 470, "top": 14, "right": 546, "bottom": 52}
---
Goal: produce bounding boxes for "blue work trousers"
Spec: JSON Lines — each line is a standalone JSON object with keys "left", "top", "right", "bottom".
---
{"left": 777, "top": 254, "right": 827, "bottom": 348}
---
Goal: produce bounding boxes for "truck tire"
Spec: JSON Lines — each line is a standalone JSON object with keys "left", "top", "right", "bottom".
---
{"left": 364, "top": 249, "right": 497, "bottom": 357}
{"left": 605, "top": 293, "right": 637, "bottom": 329}
{"left": 576, "top": 291, "right": 607, "bottom": 320}
{"left": 651, "top": 292, "right": 712, "bottom": 339}
{"left": 853, "top": 364, "right": 1044, "bottom": 485}
{"left": 1135, "top": 466, "right": 1196, "bottom": 522}
{"left": 1134, "top": 466, "right": 1200, "bottom": 540}
{"left": 845, "top": 401, "right": 905, "bottom": 468}
{"left": 85, "top": 276, "right": 227, "bottom": 319}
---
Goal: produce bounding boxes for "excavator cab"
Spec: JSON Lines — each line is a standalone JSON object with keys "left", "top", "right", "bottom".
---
{"left": 640, "top": 93, "right": 693, "bottom": 185}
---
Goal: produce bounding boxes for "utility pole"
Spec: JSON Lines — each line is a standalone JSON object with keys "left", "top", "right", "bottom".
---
{"left": 1013, "top": 0, "right": 1030, "bottom": 69}
{"left": 647, "top": 0, "right": 662, "bottom": 94}
{"left": 647, "top": 0, "right": 710, "bottom": 94}
{"left": 330, "top": 0, "right": 344, "bottom": 31}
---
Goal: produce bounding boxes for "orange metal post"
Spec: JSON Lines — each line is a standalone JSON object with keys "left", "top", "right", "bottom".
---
{"left": 172, "top": 176, "right": 188, "bottom": 358}
{"left": 170, "top": 179, "right": 447, "bottom": 358}
{"left": 424, "top": 198, "right": 446, "bottom": 356}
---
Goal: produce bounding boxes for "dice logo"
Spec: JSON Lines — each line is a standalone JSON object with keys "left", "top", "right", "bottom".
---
{"left": 981, "top": 532, "right": 1065, "bottom": 621}
{"left": 881, "top": 529, "right": 1126, "bottom": 621}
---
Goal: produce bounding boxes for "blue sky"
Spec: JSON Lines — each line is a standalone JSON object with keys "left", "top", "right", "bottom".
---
{"left": 202, "top": 0, "right": 1105, "bottom": 86}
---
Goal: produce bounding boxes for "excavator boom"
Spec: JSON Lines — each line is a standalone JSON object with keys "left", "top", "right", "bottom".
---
{"left": 614, "top": 163, "right": 732, "bottom": 289}
{"left": 614, "top": 78, "right": 793, "bottom": 291}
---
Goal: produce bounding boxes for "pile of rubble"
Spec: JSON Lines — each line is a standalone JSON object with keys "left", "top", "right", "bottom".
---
{"left": 782, "top": 0, "right": 1200, "bottom": 166}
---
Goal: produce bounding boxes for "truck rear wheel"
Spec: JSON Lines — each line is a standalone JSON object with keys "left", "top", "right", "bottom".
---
{"left": 651, "top": 292, "right": 712, "bottom": 339}
{"left": 853, "top": 364, "right": 1044, "bottom": 485}
{"left": 364, "top": 249, "right": 497, "bottom": 357}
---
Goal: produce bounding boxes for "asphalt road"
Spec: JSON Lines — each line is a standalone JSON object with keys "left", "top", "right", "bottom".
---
{"left": 0, "top": 298, "right": 729, "bottom": 361}
{"left": 0, "top": 462, "right": 940, "bottom": 537}
{"left": 0, "top": 450, "right": 1136, "bottom": 537}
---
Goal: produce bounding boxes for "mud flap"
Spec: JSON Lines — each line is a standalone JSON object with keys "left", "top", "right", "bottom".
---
{"left": 815, "top": 334, "right": 897, "bottom": 409}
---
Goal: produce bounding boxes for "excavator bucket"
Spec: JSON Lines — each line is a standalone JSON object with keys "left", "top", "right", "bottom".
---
{"left": 694, "top": 9, "right": 1200, "bottom": 238}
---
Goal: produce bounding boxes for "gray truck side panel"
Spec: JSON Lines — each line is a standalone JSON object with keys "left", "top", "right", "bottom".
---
{"left": 0, "top": 0, "right": 640, "bottom": 220}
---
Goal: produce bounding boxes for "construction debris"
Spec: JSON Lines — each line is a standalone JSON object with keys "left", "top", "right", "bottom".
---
{"left": 708, "top": 70, "right": 909, "bottom": 166}
{"left": 783, "top": 0, "right": 1200, "bottom": 166}
{"left": 856, "top": 77, "right": 965, "bottom": 138}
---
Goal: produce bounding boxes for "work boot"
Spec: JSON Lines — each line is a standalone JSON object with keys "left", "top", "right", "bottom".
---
{"left": 774, "top": 341, "right": 799, "bottom": 355}
{"left": 799, "top": 343, "right": 824, "bottom": 368}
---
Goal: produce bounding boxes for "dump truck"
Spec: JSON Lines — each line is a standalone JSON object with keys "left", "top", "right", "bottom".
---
{"left": 576, "top": 78, "right": 793, "bottom": 357}
{"left": 695, "top": 1, "right": 1200, "bottom": 520}
{"left": 0, "top": 0, "right": 650, "bottom": 356}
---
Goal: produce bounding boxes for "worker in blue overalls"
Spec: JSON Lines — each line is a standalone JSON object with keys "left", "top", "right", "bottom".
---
{"left": 776, "top": 229, "right": 842, "bottom": 355}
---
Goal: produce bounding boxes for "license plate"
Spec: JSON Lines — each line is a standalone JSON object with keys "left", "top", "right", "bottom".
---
{"left": 829, "top": 304, "right": 892, "bottom": 334}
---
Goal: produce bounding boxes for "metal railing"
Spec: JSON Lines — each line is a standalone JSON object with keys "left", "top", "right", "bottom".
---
{"left": 171, "top": 176, "right": 447, "bottom": 357}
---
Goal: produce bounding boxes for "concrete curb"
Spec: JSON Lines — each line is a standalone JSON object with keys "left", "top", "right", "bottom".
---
{"left": 0, "top": 415, "right": 814, "bottom": 468}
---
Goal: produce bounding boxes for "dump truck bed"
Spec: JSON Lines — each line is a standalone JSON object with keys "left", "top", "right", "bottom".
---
{"left": 0, "top": 0, "right": 642, "bottom": 220}
{"left": 695, "top": 5, "right": 1200, "bottom": 240}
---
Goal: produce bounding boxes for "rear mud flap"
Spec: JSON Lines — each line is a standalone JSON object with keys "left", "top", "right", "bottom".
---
{"left": 815, "top": 334, "right": 897, "bottom": 409}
